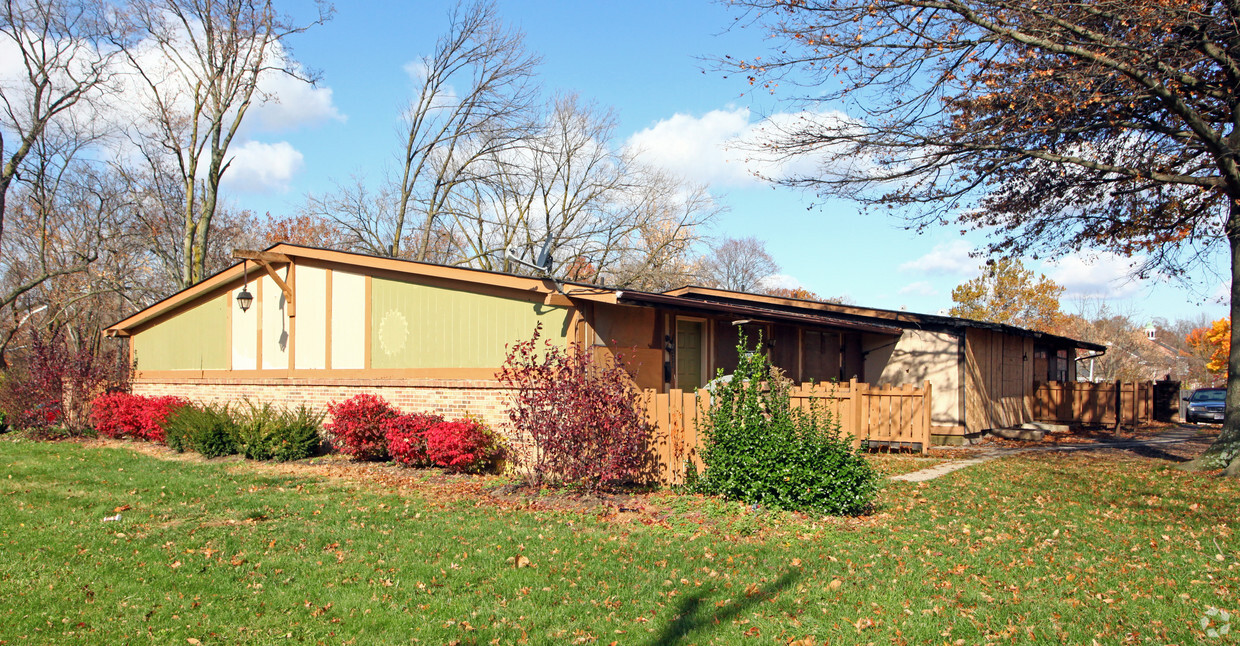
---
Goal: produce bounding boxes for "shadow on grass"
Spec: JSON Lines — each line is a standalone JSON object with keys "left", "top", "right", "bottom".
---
{"left": 1118, "top": 443, "right": 1191, "bottom": 463}
{"left": 645, "top": 570, "right": 799, "bottom": 645}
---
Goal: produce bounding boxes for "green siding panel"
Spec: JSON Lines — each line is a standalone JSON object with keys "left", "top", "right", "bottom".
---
{"left": 134, "top": 296, "right": 229, "bottom": 371}
{"left": 370, "top": 278, "right": 570, "bottom": 369}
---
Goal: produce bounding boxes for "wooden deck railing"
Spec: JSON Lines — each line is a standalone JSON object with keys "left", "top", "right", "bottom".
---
{"left": 642, "top": 379, "right": 932, "bottom": 485}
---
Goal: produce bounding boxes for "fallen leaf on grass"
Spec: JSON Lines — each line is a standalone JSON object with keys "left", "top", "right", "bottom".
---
{"left": 505, "top": 555, "right": 533, "bottom": 568}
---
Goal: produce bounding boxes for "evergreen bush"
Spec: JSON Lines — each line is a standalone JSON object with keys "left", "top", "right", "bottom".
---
{"left": 164, "top": 404, "right": 238, "bottom": 458}
{"left": 695, "top": 334, "right": 879, "bottom": 516}
{"left": 232, "top": 401, "right": 323, "bottom": 462}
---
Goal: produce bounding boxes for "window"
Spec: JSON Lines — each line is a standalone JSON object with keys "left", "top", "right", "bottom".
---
{"left": 1054, "top": 349, "right": 1069, "bottom": 382}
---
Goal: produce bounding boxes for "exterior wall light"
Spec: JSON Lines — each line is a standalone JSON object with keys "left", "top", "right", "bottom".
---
{"left": 236, "top": 260, "right": 254, "bottom": 312}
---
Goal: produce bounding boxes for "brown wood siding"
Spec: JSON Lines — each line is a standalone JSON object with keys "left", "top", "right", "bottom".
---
{"left": 771, "top": 324, "right": 800, "bottom": 380}
{"left": 964, "top": 328, "right": 1036, "bottom": 433}
{"left": 802, "top": 331, "right": 841, "bottom": 384}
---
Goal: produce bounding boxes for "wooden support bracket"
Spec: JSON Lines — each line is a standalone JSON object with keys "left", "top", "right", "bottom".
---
{"left": 234, "top": 249, "right": 295, "bottom": 317}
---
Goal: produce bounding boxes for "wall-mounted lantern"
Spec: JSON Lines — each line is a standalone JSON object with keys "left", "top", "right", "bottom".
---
{"left": 236, "top": 259, "right": 254, "bottom": 312}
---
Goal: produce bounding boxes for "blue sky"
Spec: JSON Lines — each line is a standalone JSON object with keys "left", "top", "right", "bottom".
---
{"left": 223, "top": 0, "right": 1229, "bottom": 326}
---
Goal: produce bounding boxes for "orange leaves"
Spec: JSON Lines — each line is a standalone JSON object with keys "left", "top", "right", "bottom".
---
{"left": 1186, "top": 318, "right": 1230, "bottom": 375}
{"left": 948, "top": 258, "right": 1065, "bottom": 332}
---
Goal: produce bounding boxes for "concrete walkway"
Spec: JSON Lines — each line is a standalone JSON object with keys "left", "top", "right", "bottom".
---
{"left": 891, "top": 427, "right": 1203, "bottom": 482}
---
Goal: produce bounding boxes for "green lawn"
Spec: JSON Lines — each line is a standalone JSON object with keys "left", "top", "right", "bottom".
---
{"left": 1, "top": 440, "right": 1236, "bottom": 645}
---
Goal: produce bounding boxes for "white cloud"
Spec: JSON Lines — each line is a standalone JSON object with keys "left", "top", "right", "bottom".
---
{"left": 625, "top": 107, "right": 854, "bottom": 187}
{"left": 759, "top": 273, "right": 805, "bottom": 291}
{"left": 1044, "top": 253, "right": 1145, "bottom": 299}
{"left": 626, "top": 108, "right": 754, "bottom": 186}
{"left": 899, "top": 240, "right": 977, "bottom": 276}
{"left": 247, "top": 60, "right": 345, "bottom": 132}
{"left": 1211, "top": 280, "right": 1229, "bottom": 305}
{"left": 898, "top": 280, "right": 937, "bottom": 297}
{"left": 220, "top": 141, "right": 304, "bottom": 193}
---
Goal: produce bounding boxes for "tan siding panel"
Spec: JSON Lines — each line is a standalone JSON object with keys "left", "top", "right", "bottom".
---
{"left": 294, "top": 265, "right": 328, "bottom": 370}
{"left": 331, "top": 271, "right": 366, "bottom": 369}
{"left": 134, "top": 295, "right": 229, "bottom": 371}
{"left": 875, "top": 329, "right": 963, "bottom": 428}
{"left": 260, "top": 272, "right": 290, "bottom": 370}
{"left": 370, "top": 277, "right": 571, "bottom": 369}
{"left": 231, "top": 287, "right": 258, "bottom": 370}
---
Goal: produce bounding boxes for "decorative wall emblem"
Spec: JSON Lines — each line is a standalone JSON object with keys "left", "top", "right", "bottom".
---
{"left": 378, "top": 309, "right": 408, "bottom": 357}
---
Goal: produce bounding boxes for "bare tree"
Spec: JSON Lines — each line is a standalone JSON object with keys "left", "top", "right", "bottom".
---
{"left": 440, "top": 95, "right": 719, "bottom": 286}
{"left": 309, "top": 3, "right": 717, "bottom": 285}
{"left": 393, "top": 0, "right": 538, "bottom": 260}
{"left": 0, "top": 0, "right": 124, "bottom": 308}
{"left": 120, "top": 0, "right": 330, "bottom": 287}
{"left": 0, "top": 148, "right": 135, "bottom": 366}
{"left": 592, "top": 174, "right": 720, "bottom": 291}
{"left": 700, "top": 236, "right": 780, "bottom": 293}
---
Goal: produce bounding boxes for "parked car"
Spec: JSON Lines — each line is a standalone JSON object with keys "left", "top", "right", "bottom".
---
{"left": 1183, "top": 388, "right": 1226, "bottom": 424}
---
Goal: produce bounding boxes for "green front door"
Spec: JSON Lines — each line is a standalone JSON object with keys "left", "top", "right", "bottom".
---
{"left": 676, "top": 319, "right": 705, "bottom": 391}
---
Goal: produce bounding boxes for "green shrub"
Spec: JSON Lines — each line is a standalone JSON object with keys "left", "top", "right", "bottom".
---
{"left": 233, "top": 401, "right": 322, "bottom": 462}
{"left": 695, "top": 333, "right": 879, "bottom": 516}
{"left": 164, "top": 404, "right": 238, "bottom": 458}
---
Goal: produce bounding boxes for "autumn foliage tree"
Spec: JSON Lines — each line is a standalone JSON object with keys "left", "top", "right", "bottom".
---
{"left": 949, "top": 258, "right": 1065, "bottom": 332}
{"left": 1187, "top": 319, "right": 1231, "bottom": 378}
{"left": 725, "top": 0, "right": 1240, "bottom": 475}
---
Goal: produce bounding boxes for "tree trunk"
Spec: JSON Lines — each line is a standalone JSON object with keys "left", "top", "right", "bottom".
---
{"left": 1181, "top": 197, "right": 1240, "bottom": 474}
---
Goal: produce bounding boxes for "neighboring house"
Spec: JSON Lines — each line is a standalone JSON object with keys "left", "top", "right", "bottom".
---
{"left": 105, "top": 243, "right": 1104, "bottom": 445}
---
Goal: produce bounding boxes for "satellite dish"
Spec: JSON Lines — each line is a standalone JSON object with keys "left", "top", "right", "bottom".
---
{"left": 505, "top": 235, "right": 555, "bottom": 275}
{"left": 534, "top": 235, "right": 554, "bottom": 271}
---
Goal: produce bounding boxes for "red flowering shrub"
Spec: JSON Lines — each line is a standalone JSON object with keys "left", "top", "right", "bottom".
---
{"left": 497, "top": 324, "right": 652, "bottom": 491}
{"left": 138, "top": 396, "right": 188, "bottom": 443}
{"left": 90, "top": 393, "right": 143, "bottom": 439}
{"left": 424, "top": 418, "right": 498, "bottom": 473}
{"left": 325, "top": 394, "right": 396, "bottom": 460}
{"left": 384, "top": 412, "right": 444, "bottom": 467}
{"left": 89, "top": 393, "right": 188, "bottom": 442}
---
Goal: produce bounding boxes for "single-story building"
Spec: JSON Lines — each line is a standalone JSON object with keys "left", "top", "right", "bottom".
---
{"left": 105, "top": 243, "right": 1104, "bottom": 444}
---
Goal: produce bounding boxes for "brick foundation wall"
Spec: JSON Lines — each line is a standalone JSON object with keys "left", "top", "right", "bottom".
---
{"left": 132, "top": 378, "right": 515, "bottom": 434}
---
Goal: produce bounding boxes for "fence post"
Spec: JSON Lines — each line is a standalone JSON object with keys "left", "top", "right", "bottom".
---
{"left": 921, "top": 380, "right": 932, "bottom": 454}
{"left": 1113, "top": 381, "right": 1123, "bottom": 434}
{"left": 852, "top": 378, "right": 868, "bottom": 449}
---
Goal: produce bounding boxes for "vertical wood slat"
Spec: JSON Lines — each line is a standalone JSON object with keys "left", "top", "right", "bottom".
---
{"left": 643, "top": 379, "right": 934, "bottom": 484}
{"left": 1030, "top": 380, "right": 1154, "bottom": 428}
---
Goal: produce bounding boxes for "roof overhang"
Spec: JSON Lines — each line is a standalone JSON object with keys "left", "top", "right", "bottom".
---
{"left": 614, "top": 290, "right": 903, "bottom": 335}
{"left": 105, "top": 243, "right": 615, "bottom": 336}
{"left": 663, "top": 285, "right": 1106, "bottom": 352}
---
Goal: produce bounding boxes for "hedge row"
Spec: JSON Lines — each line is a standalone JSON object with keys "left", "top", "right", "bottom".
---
{"left": 86, "top": 392, "right": 501, "bottom": 473}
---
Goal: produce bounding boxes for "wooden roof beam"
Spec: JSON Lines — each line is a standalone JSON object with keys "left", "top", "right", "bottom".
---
{"left": 233, "top": 249, "right": 291, "bottom": 264}
{"left": 234, "top": 249, "right": 295, "bottom": 317}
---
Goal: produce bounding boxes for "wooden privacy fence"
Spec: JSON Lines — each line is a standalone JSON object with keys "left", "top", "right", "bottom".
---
{"left": 642, "top": 379, "right": 932, "bottom": 485}
{"left": 1030, "top": 381, "right": 1153, "bottom": 427}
